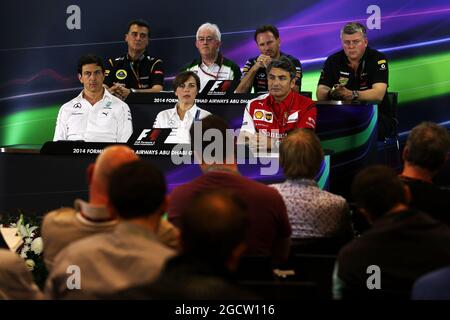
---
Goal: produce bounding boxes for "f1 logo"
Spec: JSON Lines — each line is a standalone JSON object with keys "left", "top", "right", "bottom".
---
{"left": 136, "top": 129, "right": 152, "bottom": 141}
{"left": 210, "top": 81, "right": 224, "bottom": 92}
{"left": 136, "top": 129, "right": 160, "bottom": 141}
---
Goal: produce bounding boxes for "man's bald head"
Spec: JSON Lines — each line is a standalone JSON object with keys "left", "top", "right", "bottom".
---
{"left": 91, "top": 145, "right": 139, "bottom": 197}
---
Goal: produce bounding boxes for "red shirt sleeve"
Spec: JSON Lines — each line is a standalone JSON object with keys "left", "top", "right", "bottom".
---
{"left": 297, "top": 101, "right": 317, "bottom": 130}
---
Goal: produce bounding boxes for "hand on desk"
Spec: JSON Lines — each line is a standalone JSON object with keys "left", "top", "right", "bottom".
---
{"left": 330, "top": 84, "right": 353, "bottom": 101}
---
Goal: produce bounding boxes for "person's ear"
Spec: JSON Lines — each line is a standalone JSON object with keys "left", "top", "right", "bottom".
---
{"left": 106, "top": 199, "right": 119, "bottom": 220}
{"left": 290, "top": 77, "right": 296, "bottom": 89}
{"left": 402, "top": 146, "right": 409, "bottom": 162}
{"left": 226, "top": 242, "right": 247, "bottom": 272}
{"left": 359, "top": 207, "right": 375, "bottom": 225}
{"left": 86, "top": 163, "right": 95, "bottom": 186}
{"left": 403, "top": 183, "right": 412, "bottom": 205}
{"left": 159, "top": 196, "right": 169, "bottom": 217}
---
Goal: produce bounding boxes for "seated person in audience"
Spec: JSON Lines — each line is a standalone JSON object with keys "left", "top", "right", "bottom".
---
{"left": 53, "top": 54, "right": 132, "bottom": 142}
{"left": 399, "top": 121, "right": 450, "bottom": 225}
{"left": 168, "top": 115, "right": 292, "bottom": 264}
{"left": 112, "top": 190, "right": 256, "bottom": 299}
{"left": 239, "top": 57, "right": 316, "bottom": 150}
{"left": 45, "top": 160, "right": 176, "bottom": 299}
{"left": 42, "top": 145, "right": 179, "bottom": 271}
{"left": 235, "top": 24, "right": 302, "bottom": 93}
{"left": 270, "top": 129, "right": 351, "bottom": 240}
{"left": 412, "top": 266, "right": 450, "bottom": 300}
{"left": 334, "top": 165, "right": 450, "bottom": 299}
{"left": 0, "top": 249, "right": 43, "bottom": 300}
{"left": 316, "top": 22, "right": 395, "bottom": 140}
{"left": 104, "top": 19, "right": 164, "bottom": 100}
{"left": 182, "top": 22, "right": 241, "bottom": 92}
{"left": 153, "top": 71, "right": 210, "bottom": 144}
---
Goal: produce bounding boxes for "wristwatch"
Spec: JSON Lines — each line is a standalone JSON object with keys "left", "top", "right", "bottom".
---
{"left": 130, "top": 88, "right": 137, "bottom": 93}
{"left": 352, "top": 90, "right": 359, "bottom": 101}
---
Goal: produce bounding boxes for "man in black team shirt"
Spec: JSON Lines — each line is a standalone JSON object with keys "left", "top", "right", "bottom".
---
{"left": 236, "top": 24, "right": 302, "bottom": 94}
{"left": 316, "top": 22, "right": 395, "bottom": 140}
{"left": 105, "top": 19, "right": 164, "bottom": 101}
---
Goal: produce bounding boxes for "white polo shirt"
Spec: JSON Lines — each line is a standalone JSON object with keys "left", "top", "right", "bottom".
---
{"left": 184, "top": 53, "right": 241, "bottom": 92}
{"left": 153, "top": 104, "right": 211, "bottom": 144}
{"left": 53, "top": 89, "right": 133, "bottom": 142}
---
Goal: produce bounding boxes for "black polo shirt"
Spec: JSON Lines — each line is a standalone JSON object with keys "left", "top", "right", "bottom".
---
{"left": 318, "top": 47, "right": 394, "bottom": 139}
{"left": 104, "top": 52, "right": 164, "bottom": 89}
{"left": 241, "top": 52, "right": 302, "bottom": 93}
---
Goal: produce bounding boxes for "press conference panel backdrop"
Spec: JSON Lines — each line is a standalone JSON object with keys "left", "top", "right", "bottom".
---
{"left": 1, "top": 0, "right": 449, "bottom": 145}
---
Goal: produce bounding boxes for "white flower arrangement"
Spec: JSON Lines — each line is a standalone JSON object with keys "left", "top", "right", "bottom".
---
{"left": 10, "top": 215, "right": 43, "bottom": 271}
{"left": 1, "top": 214, "right": 48, "bottom": 288}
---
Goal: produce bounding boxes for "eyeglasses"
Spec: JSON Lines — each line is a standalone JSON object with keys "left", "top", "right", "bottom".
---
{"left": 197, "top": 36, "right": 217, "bottom": 43}
{"left": 342, "top": 39, "right": 364, "bottom": 47}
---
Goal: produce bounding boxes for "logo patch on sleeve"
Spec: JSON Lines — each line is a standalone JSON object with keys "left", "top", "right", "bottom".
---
{"left": 254, "top": 110, "right": 264, "bottom": 120}
{"left": 253, "top": 109, "right": 273, "bottom": 123}
{"left": 287, "top": 111, "right": 299, "bottom": 123}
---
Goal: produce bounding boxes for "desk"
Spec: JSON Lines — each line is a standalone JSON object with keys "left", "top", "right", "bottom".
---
{"left": 0, "top": 93, "right": 377, "bottom": 216}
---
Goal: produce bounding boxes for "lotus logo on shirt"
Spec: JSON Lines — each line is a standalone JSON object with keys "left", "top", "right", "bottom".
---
{"left": 116, "top": 69, "right": 128, "bottom": 80}
{"left": 338, "top": 77, "right": 349, "bottom": 86}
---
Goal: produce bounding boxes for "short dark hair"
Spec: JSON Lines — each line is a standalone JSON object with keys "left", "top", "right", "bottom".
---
{"left": 280, "top": 129, "right": 324, "bottom": 179}
{"left": 108, "top": 160, "right": 166, "bottom": 219}
{"left": 405, "top": 122, "right": 450, "bottom": 172}
{"left": 352, "top": 165, "right": 406, "bottom": 218}
{"left": 181, "top": 190, "right": 249, "bottom": 264}
{"left": 190, "top": 115, "right": 236, "bottom": 164}
{"left": 266, "top": 56, "right": 296, "bottom": 80}
{"left": 127, "top": 19, "right": 150, "bottom": 34}
{"left": 172, "top": 71, "right": 201, "bottom": 92}
{"left": 77, "top": 54, "right": 105, "bottom": 75}
{"left": 254, "top": 24, "right": 280, "bottom": 41}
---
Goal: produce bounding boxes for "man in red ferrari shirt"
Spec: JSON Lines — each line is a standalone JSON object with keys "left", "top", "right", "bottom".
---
{"left": 239, "top": 57, "right": 316, "bottom": 149}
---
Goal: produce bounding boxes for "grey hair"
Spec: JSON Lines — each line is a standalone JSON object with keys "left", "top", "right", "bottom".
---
{"left": 340, "top": 22, "right": 367, "bottom": 39}
{"left": 266, "top": 56, "right": 296, "bottom": 80}
{"left": 196, "top": 22, "right": 221, "bottom": 41}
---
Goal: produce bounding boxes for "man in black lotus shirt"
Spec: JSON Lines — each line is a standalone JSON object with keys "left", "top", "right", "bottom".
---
{"left": 105, "top": 19, "right": 164, "bottom": 101}
{"left": 316, "top": 22, "right": 395, "bottom": 140}
{"left": 235, "top": 24, "right": 302, "bottom": 94}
